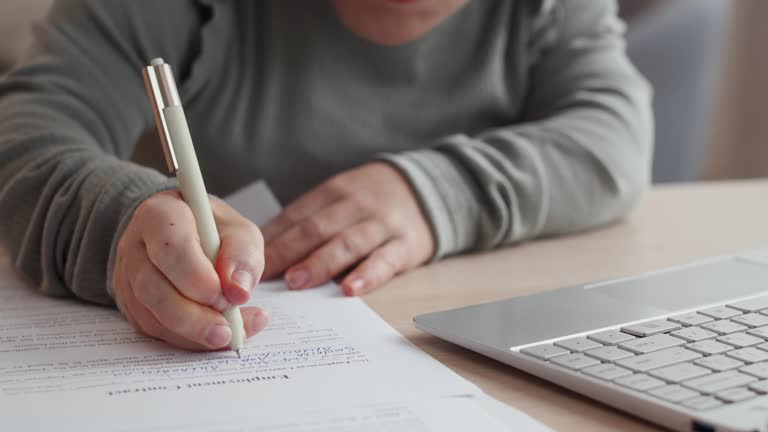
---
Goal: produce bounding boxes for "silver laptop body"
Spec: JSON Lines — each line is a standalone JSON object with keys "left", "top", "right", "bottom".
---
{"left": 414, "top": 251, "right": 768, "bottom": 432}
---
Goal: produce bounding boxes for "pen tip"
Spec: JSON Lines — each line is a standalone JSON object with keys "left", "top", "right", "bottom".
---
{"left": 236, "top": 349, "right": 242, "bottom": 359}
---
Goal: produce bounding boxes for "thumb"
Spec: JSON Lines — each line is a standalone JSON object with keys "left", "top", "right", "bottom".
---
{"left": 215, "top": 224, "right": 265, "bottom": 305}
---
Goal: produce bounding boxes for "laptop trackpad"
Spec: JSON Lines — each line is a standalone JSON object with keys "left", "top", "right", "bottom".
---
{"left": 586, "top": 258, "right": 768, "bottom": 311}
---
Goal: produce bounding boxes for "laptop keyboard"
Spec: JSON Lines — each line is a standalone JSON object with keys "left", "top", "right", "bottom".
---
{"left": 520, "top": 296, "right": 768, "bottom": 411}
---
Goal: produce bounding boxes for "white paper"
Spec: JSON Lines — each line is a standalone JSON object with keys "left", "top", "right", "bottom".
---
{"left": 225, "top": 181, "right": 283, "bottom": 226}
{"left": 2, "top": 392, "right": 510, "bottom": 432}
{"left": 0, "top": 275, "right": 477, "bottom": 404}
{"left": 0, "top": 181, "right": 553, "bottom": 432}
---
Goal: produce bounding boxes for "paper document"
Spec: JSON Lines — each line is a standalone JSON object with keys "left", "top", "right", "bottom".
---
{"left": 0, "top": 181, "right": 552, "bottom": 431}
{"left": 0, "top": 280, "right": 475, "bottom": 402}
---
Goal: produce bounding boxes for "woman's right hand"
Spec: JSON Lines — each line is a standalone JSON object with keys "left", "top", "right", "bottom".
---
{"left": 112, "top": 190, "right": 269, "bottom": 350}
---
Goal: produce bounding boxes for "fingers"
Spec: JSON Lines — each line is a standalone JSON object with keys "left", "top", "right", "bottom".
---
{"left": 122, "top": 276, "right": 210, "bottom": 351}
{"left": 263, "top": 199, "right": 364, "bottom": 280}
{"left": 135, "top": 191, "right": 228, "bottom": 312}
{"left": 143, "top": 214, "right": 228, "bottom": 312}
{"left": 241, "top": 306, "right": 270, "bottom": 338}
{"left": 116, "top": 252, "right": 208, "bottom": 350}
{"left": 215, "top": 223, "right": 264, "bottom": 305}
{"left": 129, "top": 248, "right": 233, "bottom": 349}
{"left": 117, "top": 251, "right": 269, "bottom": 349}
{"left": 341, "top": 239, "right": 408, "bottom": 296}
{"left": 284, "top": 220, "right": 391, "bottom": 290}
{"left": 261, "top": 183, "right": 343, "bottom": 242}
{"left": 113, "top": 191, "right": 272, "bottom": 352}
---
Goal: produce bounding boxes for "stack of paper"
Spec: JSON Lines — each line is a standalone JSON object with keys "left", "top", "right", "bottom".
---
{"left": 0, "top": 182, "right": 552, "bottom": 432}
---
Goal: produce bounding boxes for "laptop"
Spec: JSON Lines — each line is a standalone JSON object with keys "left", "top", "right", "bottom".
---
{"left": 414, "top": 251, "right": 768, "bottom": 432}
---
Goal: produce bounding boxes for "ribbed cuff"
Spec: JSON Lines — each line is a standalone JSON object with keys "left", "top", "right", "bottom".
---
{"left": 379, "top": 142, "right": 481, "bottom": 260}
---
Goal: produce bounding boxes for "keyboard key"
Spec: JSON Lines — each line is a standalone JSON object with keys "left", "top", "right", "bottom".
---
{"left": 748, "top": 380, "right": 768, "bottom": 393}
{"left": 701, "top": 320, "right": 748, "bottom": 335}
{"left": 615, "top": 374, "right": 666, "bottom": 391}
{"left": 732, "top": 313, "right": 768, "bottom": 328}
{"left": 686, "top": 340, "right": 734, "bottom": 355}
{"left": 622, "top": 320, "right": 681, "bottom": 337}
{"left": 740, "top": 362, "right": 768, "bottom": 379}
{"left": 727, "top": 348, "right": 768, "bottom": 364}
{"left": 670, "top": 327, "right": 717, "bottom": 342}
{"left": 729, "top": 296, "right": 768, "bottom": 312}
{"left": 584, "top": 345, "right": 634, "bottom": 362}
{"left": 717, "top": 332, "right": 764, "bottom": 348}
{"left": 521, "top": 344, "right": 570, "bottom": 360}
{"left": 619, "top": 334, "right": 685, "bottom": 354}
{"left": 554, "top": 337, "right": 603, "bottom": 352}
{"left": 695, "top": 355, "right": 745, "bottom": 372}
{"left": 650, "top": 363, "right": 711, "bottom": 383}
{"left": 582, "top": 363, "right": 632, "bottom": 380}
{"left": 716, "top": 387, "right": 757, "bottom": 403}
{"left": 550, "top": 353, "right": 601, "bottom": 370}
{"left": 699, "top": 306, "right": 742, "bottom": 320}
{"left": 683, "top": 371, "right": 757, "bottom": 394}
{"left": 758, "top": 343, "right": 768, "bottom": 352}
{"left": 670, "top": 313, "right": 713, "bottom": 326}
{"left": 682, "top": 396, "right": 723, "bottom": 410}
{"left": 588, "top": 330, "right": 636, "bottom": 345}
{"left": 649, "top": 385, "right": 701, "bottom": 403}
{"left": 748, "top": 326, "right": 768, "bottom": 340}
{"left": 617, "top": 347, "right": 701, "bottom": 372}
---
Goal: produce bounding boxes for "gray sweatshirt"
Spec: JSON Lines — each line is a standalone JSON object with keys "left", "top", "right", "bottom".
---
{"left": 0, "top": 0, "right": 652, "bottom": 305}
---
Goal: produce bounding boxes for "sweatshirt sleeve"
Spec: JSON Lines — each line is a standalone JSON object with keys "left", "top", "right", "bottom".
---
{"left": 384, "top": 0, "right": 653, "bottom": 258}
{"left": 0, "top": 0, "right": 205, "bottom": 304}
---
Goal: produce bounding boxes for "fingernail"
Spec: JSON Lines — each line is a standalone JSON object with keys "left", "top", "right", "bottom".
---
{"left": 204, "top": 324, "right": 232, "bottom": 348}
{"left": 231, "top": 269, "right": 253, "bottom": 295}
{"left": 347, "top": 277, "right": 365, "bottom": 295}
{"left": 286, "top": 269, "right": 310, "bottom": 289}
{"left": 248, "top": 311, "right": 270, "bottom": 334}
{"left": 212, "top": 295, "right": 230, "bottom": 313}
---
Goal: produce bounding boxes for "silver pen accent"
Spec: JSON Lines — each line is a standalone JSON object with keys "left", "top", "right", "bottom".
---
{"left": 142, "top": 58, "right": 180, "bottom": 173}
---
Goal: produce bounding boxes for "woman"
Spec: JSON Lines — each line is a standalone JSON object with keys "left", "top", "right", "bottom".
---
{"left": 0, "top": 0, "right": 652, "bottom": 350}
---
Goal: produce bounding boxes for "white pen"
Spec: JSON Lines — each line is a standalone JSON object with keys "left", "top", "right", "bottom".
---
{"left": 142, "top": 58, "right": 245, "bottom": 358}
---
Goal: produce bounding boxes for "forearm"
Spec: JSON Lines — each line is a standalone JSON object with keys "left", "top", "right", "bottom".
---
{"left": 0, "top": 55, "right": 165, "bottom": 305}
{"left": 385, "top": 0, "right": 653, "bottom": 258}
{"left": 384, "top": 118, "right": 650, "bottom": 258}
{"left": 0, "top": 0, "right": 203, "bottom": 303}
{"left": 0, "top": 138, "right": 172, "bottom": 304}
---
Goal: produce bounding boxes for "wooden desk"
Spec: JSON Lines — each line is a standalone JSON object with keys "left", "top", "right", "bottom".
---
{"left": 2, "top": 180, "right": 768, "bottom": 430}
{"left": 365, "top": 180, "right": 768, "bottom": 431}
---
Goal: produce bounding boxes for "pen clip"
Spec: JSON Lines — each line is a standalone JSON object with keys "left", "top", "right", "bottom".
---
{"left": 142, "top": 58, "right": 180, "bottom": 174}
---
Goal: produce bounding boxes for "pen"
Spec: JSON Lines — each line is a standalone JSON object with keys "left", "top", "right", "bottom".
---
{"left": 142, "top": 58, "right": 245, "bottom": 358}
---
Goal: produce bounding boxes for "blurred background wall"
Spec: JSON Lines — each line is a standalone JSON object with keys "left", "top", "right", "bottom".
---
{"left": 0, "top": 0, "right": 762, "bottom": 183}
{"left": 703, "top": 1, "right": 768, "bottom": 180}
{"left": 620, "top": 0, "right": 729, "bottom": 182}
{"left": 0, "top": 0, "right": 52, "bottom": 73}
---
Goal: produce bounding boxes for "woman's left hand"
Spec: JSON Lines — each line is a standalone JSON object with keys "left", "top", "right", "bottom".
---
{"left": 261, "top": 162, "right": 435, "bottom": 296}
